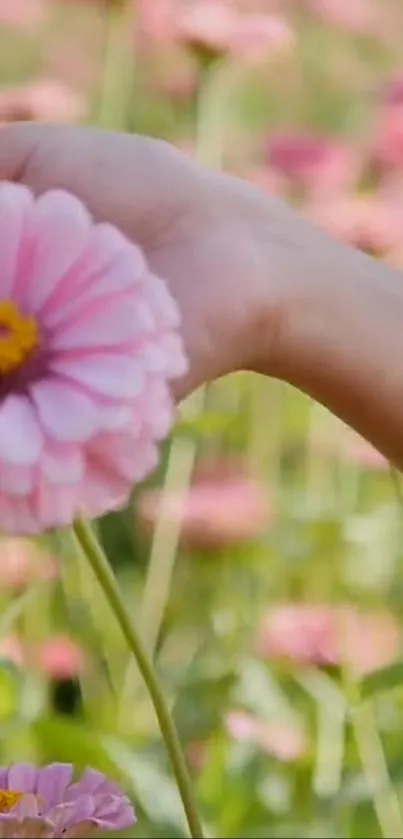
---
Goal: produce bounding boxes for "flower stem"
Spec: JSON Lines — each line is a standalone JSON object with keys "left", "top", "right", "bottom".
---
{"left": 73, "top": 516, "right": 204, "bottom": 839}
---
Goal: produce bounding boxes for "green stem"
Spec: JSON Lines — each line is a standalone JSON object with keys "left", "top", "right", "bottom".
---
{"left": 72, "top": 516, "right": 204, "bottom": 839}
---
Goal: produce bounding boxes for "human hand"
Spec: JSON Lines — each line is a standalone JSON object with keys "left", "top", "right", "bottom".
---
{"left": 0, "top": 123, "right": 293, "bottom": 401}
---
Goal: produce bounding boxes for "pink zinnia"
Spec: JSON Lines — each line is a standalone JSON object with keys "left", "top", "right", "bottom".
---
{"left": 0, "top": 184, "right": 187, "bottom": 534}
{"left": 0, "top": 764, "right": 135, "bottom": 837}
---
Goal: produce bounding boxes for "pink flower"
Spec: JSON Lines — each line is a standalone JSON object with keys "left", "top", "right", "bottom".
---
{"left": 267, "top": 132, "right": 359, "bottom": 197}
{"left": 177, "top": 2, "right": 293, "bottom": 60}
{"left": 0, "top": 184, "right": 187, "bottom": 534}
{"left": 138, "top": 457, "right": 271, "bottom": 549}
{"left": 0, "top": 0, "right": 45, "bottom": 29}
{"left": 375, "top": 104, "right": 403, "bottom": 170}
{"left": 308, "top": 0, "right": 378, "bottom": 34}
{"left": 0, "top": 539, "right": 57, "bottom": 589}
{"left": 226, "top": 710, "right": 307, "bottom": 762}
{"left": 0, "top": 80, "right": 86, "bottom": 124}
{"left": 0, "top": 764, "right": 135, "bottom": 837}
{"left": 36, "top": 636, "right": 84, "bottom": 680}
{"left": 257, "top": 604, "right": 401, "bottom": 677}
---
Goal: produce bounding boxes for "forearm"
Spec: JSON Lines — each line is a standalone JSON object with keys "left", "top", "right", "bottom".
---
{"left": 260, "top": 204, "right": 403, "bottom": 466}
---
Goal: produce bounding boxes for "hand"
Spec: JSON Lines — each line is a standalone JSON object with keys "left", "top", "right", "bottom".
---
{"left": 0, "top": 123, "right": 291, "bottom": 400}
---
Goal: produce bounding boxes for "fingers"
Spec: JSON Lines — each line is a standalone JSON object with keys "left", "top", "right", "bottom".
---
{"left": 0, "top": 123, "right": 208, "bottom": 244}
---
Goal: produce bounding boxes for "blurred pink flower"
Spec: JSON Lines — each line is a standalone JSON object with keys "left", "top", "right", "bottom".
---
{"left": 138, "top": 0, "right": 177, "bottom": 45}
{"left": 0, "top": 0, "right": 45, "bottom": 29}
{"left": 308, "top": 0, "right": 378, "bottom": 33}
{"left": 138, "top": 457, "right": 272, "bottom": 549}
{"left": 0, "top": 79, "right": 86, "bottom": 124}
{"left": 0, "top": 635, "right": 25, "bottom": 668}
{"left": 226, "top": 710, "right": 307, "bottom": 762}
{"left": 305, "top": 194, "right": 403, "bottom": 254}
{"left": 267, "top": 132, "right": 359, "bottom": 196}
{"left": 0, "top": 184, "right": 186, "bottom": 534}
{"left": 0, "top": 539, "right": 57, "bottom": 590}
{"left": 177, "top": 2, "right": 293, "bottom": 60}
{"left": 375, "top": 104, "right": 403, "bottom": 171}
{"left": 257, "top": 604, "right": 401, "bottom": 676}
{"left": 37, "top": 636, "right": 85, "bottom": 680}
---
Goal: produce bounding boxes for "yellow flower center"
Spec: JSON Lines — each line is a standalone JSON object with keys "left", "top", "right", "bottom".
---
{"left": 0, "top": 300, "right": 39, "bottom": 375}
{"left": 0, "top": 789, "right": 24, "bottom": 813}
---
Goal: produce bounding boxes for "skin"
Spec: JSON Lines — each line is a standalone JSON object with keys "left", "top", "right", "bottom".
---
{"left": 1, "top": 123, "right": 403, "bottom": 466}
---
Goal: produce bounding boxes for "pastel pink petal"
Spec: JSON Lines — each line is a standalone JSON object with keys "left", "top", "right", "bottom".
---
{"left": 0, "top": 464, "right": 34, "bottom": 496}
{"left": 0, "top": 496, "right": 37, "bottom": 535}
{"left": 31, "top": 379, "right": 100, "bottom": 443}
{"left": 0, "top": 183, "right": 33, "bottom": 299}
{"left": 51, "top": 295, "right": 153, "bottom": 351}
{"left": 21, "top": 191, "right": 91, "bottom": 314}
{"left": 34, "top": 484, "right": 78, "bottom": 529}
{"left": 13, "top": 793, "right": 39, "bottom": 818}
{"left": 88, "top": 434, "right": 158, "bottom": 483}
{"left": 41, "top": 446, "right": 84, "bottom": 485}
{"left": 50, "top": 353, "right": 145, "bottom": 399}
{"left": 0, "top": 396, "right": 42, "bottom": 465}
{"left": 147, "top": 275, "right": 181, "bottom": 328}
{"left": 43, "top": 234, "right": 147, "bottom": 330}
{"left": 36, "top": 763, "right": 73, "bottom": 809}
{"left": 99, "top": 404, "right": 136, "bottom": 432}
{"left": 143, "top": 401, "right": 174, "bottom": 440}
{"left": 8, "top": 763, "right": 37, "bottom": 794}
{"left": 159, "top": 333, "right": 189, "bottom": 378}
{"left": 80, "top": 467, "right": 131, "bottom": 517}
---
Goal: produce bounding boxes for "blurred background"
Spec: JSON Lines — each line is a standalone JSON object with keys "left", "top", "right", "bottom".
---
{"left": 1, "top": 1, "right": 403, "bottom": 837}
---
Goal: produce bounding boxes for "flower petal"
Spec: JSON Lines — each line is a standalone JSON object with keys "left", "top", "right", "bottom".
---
{"left": 43, "top": 230, "right": 146, "bottom": 330}
{"left": 0, "top": 183, "right": 33, "bottom": 300}
{"left": 31, "top": 380, "right": 100, "bottom": 443}
{"left": 0, "top": 396, "right": 42, "bottom": 465}
{"left": 41, "top": 447, "right": 84, "bottom": 485}
{"left": 36, "top": 763, "right": 73, "bottom": 810}
{"left": 52, "top": 294, "right": 154, "bottom": 352}
{"left": 0, "top": 464, "right": 34, "bottom": 496}
{"left": 50, "top": 353, "right": 145, "bottom": 399}
{"left": 8, "top": 763, "right": 37, "bottom": 794}
{"left": 21, "top": 191, "right": 91, "bottom": 314}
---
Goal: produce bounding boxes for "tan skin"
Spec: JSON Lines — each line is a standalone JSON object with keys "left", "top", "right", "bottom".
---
{"left": 1, "top": 123, "right": 403, "bottom": 466}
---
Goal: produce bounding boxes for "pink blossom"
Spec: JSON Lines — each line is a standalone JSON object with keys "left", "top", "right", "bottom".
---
{"left": 0, "top": 0, "right": 45, "bottom": 29}
{"left": 267, "top": 132, "right": 359, "bottom": 197}
{"left": 177, "top": 2, "right": 293, "bottom": 60}
{"left": 375, "top": 104, "right": 403, "bottom": 171}
{"left": 0, "top": 80, "right": 86, "bottom": 125}
{"left": 0, "top": 184, "right": 187, "bottom": 534}
{"left": 0, "top": 539, "right": 57, "bottom": 590}
{"left": 308, "top": 0, "right": 378, "bottom": 34}
{"left": 257, "top": 604, "right": 401, "bottom": 677}
{"left": 138, "top": 457, "right": 271, "bottom": 549}
{"left": 226, "top": 710, "right": 307, "bottom": 762}
{"left": 36, "top": 636, "right": 84, "bottom": 680}
{"left": 0, "top": 764, "right": 135, "bottom": 837}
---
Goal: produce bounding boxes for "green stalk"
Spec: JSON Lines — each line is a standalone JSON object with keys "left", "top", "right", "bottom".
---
{"left": 72, "top": 516, "right": 204, "bottom": 839}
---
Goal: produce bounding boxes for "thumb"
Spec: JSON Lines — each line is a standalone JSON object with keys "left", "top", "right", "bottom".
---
{"left": 0, "top": 123, "right": 205, "bottom": 244}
